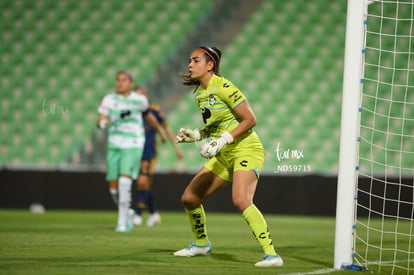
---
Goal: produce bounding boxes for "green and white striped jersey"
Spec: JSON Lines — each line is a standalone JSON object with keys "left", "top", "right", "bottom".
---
{"left": 98, "top": 91, "right": 149, "bottom": 149}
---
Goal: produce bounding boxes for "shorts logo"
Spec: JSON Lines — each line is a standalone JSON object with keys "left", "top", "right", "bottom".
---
{"left": 240, "top": 160, "right": 248, "bottom": 167}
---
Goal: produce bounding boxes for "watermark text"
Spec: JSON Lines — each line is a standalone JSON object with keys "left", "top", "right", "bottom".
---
{"left": 274, "top": 142, "right": 312, "bottom": 173}
{"left": 42, "top": 98, "right": 70, "bottom": 116}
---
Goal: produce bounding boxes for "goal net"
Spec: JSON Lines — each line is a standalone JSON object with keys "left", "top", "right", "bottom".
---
{"left": 354, "top": 0, "right": 414, "bottom": 274}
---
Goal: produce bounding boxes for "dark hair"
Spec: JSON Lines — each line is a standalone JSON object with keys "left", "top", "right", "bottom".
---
{"left": 181, "top": 46, "right": 222, "bottom": 87}
{"left": 134, "top": 85, "right": 150, "bottom": 101}
{"left": 116, "top": 70, "right": 134, "bottom": 82}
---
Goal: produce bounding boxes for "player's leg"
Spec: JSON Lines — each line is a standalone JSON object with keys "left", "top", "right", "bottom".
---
{"left": 232, "top": 156, "right": 283, "bottom": 266}
{"left": 134, "top": 156, "right": 160, "bottom": 226}
{"left": 108, "top": 180, "right": 118, "bottom": 205}
{"left": 174, "top": 166, "right": 229, "bottom": 257}
{"left": 145, "top": 156, "right": 157, "bottom": 214}
{"left": 106, "top": 148, "right": 120, "bottom": 206}
{"left": 116, "top": 173, "right": 133, "bottom": 232}
{"left": 144, "top": 156, "right": 160, "bottom": 227}
{"left": 116, "top": 148, "right": 142, "bottom": 232}
{"left": 233, "top": 171, "right": 281, "bottom": 261}
{"left": 106, "top": 148, "right": 131, "bottom": 232}
{"left": 134, "top": 160, "right": 151, "bottom": 225}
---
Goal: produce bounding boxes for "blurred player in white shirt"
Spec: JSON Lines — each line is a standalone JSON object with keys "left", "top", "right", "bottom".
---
{"left": 97, "top": 71, "right": 165, "bottom": 232}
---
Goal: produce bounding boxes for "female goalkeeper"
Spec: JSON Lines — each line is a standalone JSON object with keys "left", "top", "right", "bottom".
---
{"left": 174, "top": 46, "right": 283, "bottom": 267}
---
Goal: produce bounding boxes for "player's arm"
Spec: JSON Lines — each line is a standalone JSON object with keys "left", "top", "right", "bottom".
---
{"left": 176, "top": 127, "right": 210, "bottom": 143}
{"left": 144, "top": 111, "right": 167, "bottom": 143}
{"left": 162, "top": 121, "right": 184, "bottom": 159}
{"left": 227, "top": 100, "right": 256, "bottom": 140}
{"left": 198, "top": 101, "right": 255, "bottom": 159}
{"left": 97, "top": 114, "right": 109, "bottom": 129}
{"left": 97, "top": 96, "right": 110, "bottom": 129}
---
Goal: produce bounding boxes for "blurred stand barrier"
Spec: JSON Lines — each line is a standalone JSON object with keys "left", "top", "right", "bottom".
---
{"left": 0, "top": 169, "right": 336, "bottom": 215}
{"left": 1, "top": 169, "right": 411, "bottom": 217}
{"left": 65, "top": 130, "right": 107, "bottom": 170}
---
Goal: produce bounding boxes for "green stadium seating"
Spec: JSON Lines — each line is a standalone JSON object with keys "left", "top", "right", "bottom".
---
{"left": 157, "top": 1, "right": 349, "bottom": 173}
{"left": 2, "top": 0, "right": 412, "bottom": 175}
{"left": 0, "top": 0, "right": 213, "bottom": 166}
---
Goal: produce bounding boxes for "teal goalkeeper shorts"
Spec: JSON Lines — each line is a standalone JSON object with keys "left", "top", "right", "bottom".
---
{"left": 106, "top": 147, "right": 143, "bottom": 181}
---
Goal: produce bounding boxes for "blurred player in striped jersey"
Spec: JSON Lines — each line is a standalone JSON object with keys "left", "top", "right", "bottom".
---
{"left": 132, "top": 86, "right": 183, "bottom": 227}
{"left": 97, "top": 71, "right": 165, "bottom": 232}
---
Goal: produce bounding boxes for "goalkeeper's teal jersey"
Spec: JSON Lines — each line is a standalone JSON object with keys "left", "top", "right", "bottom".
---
{"left": 194, "top": 74, "right": 251, "bottom": 138}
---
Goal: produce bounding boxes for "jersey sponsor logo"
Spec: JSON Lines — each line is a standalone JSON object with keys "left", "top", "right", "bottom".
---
{"left": 120, "top": 110, "right": 131, "bottom": 119}
{"left": 192, "top": 213, "right": 207, "bottom": 239}
{"left": 201, "top": 107, "right": 211, "bottom": 124}
{"left": 240, "top": 160, "right": 248, "bottom": 167}
{"left": 229, "top": 90, "right": 242, "bottom": 103}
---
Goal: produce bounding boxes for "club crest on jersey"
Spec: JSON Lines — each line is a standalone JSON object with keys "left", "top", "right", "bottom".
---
{"left": 209, "top": 95, "right": 216, "bottom": 105}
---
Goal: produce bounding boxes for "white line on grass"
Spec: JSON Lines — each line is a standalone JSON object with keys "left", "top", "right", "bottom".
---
{"left": 283, "top": 259, "right": 414, "bottom": 275}
{"left": 369, "top": 259, "right": 414, "bottom": 265}
{"left": 282, "top": 268, "right": 336, "bottom": 275}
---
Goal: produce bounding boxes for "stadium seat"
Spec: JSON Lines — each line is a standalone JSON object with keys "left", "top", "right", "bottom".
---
{"left": 157, "top": 0, "right": 350, "bottom": 173}
{"left": 3, "top": 0, "right": 409, "bottom": 175}
{"left": 1, "top": 0, "right": 214, "bottom": 166}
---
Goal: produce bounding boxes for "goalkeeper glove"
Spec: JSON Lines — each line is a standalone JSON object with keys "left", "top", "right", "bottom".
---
{"left": 199, "top": 131, "right": 234, "bottom": 159}
{"left": 176, "top": 128, "right": 201, "bottom": 143}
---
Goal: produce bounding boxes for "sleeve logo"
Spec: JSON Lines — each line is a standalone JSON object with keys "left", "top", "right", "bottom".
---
{"left": 229, "top": 90, "right": 242, "bottom": 103}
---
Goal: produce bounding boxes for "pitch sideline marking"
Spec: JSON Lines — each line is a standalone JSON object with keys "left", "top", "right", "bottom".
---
{"left": 282, "top": 268, "right": 336, "bottom": 275}
{"left": 283, "top": 259, "right": 414, "bottom": 275}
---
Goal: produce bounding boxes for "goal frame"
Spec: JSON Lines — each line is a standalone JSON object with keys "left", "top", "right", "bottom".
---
{"left": 334, "top": 0, "right": 366, "bottom": 269}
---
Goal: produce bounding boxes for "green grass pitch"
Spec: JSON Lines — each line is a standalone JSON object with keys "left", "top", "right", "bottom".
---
{"left": 0, "top": 210, "right": 386, "bottom": 275}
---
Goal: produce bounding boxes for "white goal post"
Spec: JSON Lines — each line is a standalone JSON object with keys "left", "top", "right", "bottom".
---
{"left": 334, "top": 0, "right": 366, "bottom": 270}
{"left": 335, "top": 0, "right": 414, "bottom": 273}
